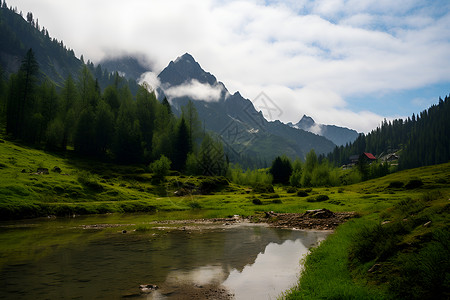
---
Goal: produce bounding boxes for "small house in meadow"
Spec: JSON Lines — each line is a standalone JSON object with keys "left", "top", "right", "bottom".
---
{"left": 362, "top": 152, "right": 376, "bottom": 161}
{"left": 348, "top": 152, "right": 376, "bottom": 166}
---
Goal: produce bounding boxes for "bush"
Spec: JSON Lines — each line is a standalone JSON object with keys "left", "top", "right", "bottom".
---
{"left": 77, "top": 171, "right": 103, "bottom": 192}
{"left": 388, "top": 181, "right": 404, "bottom": 189}
{"left": 199, "top": 176, "right": 229, "bottom": 194}
{"left": 188, "top": 201, "right": 202, "bottom": 209}
{"left": 262, "top": 193, "right": 280, "bottom": 199}
{"left": 297, "top": 190, "right": 309, "bottom": 197}
{"left": 149, "top": 155, "right": 171, "bottom": 182}
{"left": 252, "top": 183, "right": 274, "bottom": 193}
{"left": 306, "top": 194, "right": 329, "bottom": 202}
{"left": 252, "top": 198, "right": 263, "bottom": 205}
{"left": 405, "top": 179, "right": 424, "bottom": 189}
{"left": 286, "top": 186, "right": 297, "bottom": 193}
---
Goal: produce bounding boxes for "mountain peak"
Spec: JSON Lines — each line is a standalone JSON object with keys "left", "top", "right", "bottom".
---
{"left": 159, "top": 53, "right": 217, "bottom": 86}
{"left": 289, "top": 114, "right": 359, "bottom": 146}
{"left": 175, "top": 53, "right": 196, "bottom": 64}
{"left": 297, "top": 115, "right": 315, "bottom": 127}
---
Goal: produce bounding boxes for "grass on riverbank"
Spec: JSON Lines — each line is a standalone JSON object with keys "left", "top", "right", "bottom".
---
{"left": 1, "top": 136, "right": 449, "bottom": 221}
{"left": 284, "top": 164, "right": 450, "bottom": 300}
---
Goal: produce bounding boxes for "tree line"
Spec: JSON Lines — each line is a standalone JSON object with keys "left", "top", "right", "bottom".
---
{"left": 324, "top": 96, "right": 450, "bottom": 170}
{"left": 0, "top": 49, "right": 227, "bottom": 176}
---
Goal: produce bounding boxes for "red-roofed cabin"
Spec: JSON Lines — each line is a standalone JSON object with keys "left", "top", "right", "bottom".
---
{"left": 363, "top": 152, "right": 376, "bottom": 160}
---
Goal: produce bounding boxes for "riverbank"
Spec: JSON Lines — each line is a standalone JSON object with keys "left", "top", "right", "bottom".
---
{"left": 1, "top": 138, "right": 449, "bottom": 299}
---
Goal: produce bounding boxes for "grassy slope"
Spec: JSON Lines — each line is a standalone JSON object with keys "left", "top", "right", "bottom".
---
{"left": 1, "top": 138, "right": 449, "bottom": 298}
{"left": 284, "top": 163, "right": 450, "bottom": 299}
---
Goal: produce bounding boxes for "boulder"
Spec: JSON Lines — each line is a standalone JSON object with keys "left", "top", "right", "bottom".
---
{"left": 37, "top": 168, "right": 49, "bottom": 175}
{"left": 305, "top": 208, "right": 334, "bottom": 219}
{"left": 139, "top": 284, "right": 159, "bottom": 293}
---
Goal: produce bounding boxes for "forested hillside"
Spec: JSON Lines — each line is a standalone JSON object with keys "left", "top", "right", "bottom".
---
{"left": 0, "top": 4, "right": 140, "bottom": 94}
{"left": 0, "top": 48, "right": 227, "bottom": 175}
{"left": 326, "top": 95, "right": 450, "bottom": 169}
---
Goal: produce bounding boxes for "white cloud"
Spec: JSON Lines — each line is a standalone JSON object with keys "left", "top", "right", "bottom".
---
{"left": 138, "top": 71, "right": 161, "bottom": 92}
{"left": 164, "top": 79, "right": 223, "bottom": 102}
{"left": 7, "top": 0, "right": 450, "bottom": 133}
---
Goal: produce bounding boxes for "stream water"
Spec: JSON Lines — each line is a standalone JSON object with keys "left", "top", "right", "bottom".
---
{"left": 0, "top": 215, "right": 329, "bottom": 299}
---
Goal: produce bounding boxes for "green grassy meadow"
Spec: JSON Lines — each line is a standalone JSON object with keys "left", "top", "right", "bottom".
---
{"left": 0, "top": 137, "right": 449, "bottom": 299}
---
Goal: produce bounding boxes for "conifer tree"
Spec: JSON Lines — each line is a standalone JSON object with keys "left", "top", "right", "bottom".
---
{"left": 270, "top": 155, "right": 293, "bottom": 184}
{"left": 6, "top": 48, "right": 39, "bottom": 139}
{"left": 173, "top": 117, "right": 190, "bottom": 171}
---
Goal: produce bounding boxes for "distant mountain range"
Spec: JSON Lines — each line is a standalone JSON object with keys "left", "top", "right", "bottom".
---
{"left": 154, "top": 53, "right": 336, "bottom": 164}
{"left": 288, "top": 115, "right": 359, "bottom": 146}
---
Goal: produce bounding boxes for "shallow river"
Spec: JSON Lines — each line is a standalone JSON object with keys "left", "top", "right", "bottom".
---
{"left": 0, "top": 215, "right": 329, "bottom": 299}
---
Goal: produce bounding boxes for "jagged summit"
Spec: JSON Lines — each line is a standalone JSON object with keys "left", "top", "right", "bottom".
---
{"left": 175, "top": 53, "right": 196, "bottom": 64}
{"left": 158, "top": 53, "right": 217, "bottom": 86}
{"left": 155, "top": 53, "right": 336, "bottom": 164}
{"left": 297, "top": 115, "right": 315, "bottom": 128}
{"left": 289, "top": 114, "right": 359, "bottom": 146}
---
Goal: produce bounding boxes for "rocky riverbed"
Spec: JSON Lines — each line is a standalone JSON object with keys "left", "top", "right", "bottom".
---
{"left": 152, "top": 209, "right": 357, "bottom": 231}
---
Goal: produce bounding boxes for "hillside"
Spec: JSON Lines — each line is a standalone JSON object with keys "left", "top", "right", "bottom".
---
{"left": 327, "top": 95, "right": 450, "bottom": 169}
{"left": 0, "top": 5, "right": 81, "bottom": 86}
{"left": 0, "top": 5, "right": 140, "bottom": 95}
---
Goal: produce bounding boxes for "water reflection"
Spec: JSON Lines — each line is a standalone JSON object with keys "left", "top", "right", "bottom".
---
{"left": 0, "top": 218, "right": 329, "bottom": 300}
{"left": 152, "top": 237, "right": 323, "bottom": 300}
{"left": 223, "top": 239, "right": 309, "bottom": 299}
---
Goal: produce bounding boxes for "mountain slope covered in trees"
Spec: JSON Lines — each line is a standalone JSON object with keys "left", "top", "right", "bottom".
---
{"left": 326, "top": 96, "right": 450, "bottom": 169}
{"left": 0, "top": 4, "right": 140, "bottom": 95}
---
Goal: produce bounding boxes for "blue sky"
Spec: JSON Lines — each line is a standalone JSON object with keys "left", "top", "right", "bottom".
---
{"left": 6, "top": 0, "right": 450, "bottom": 132}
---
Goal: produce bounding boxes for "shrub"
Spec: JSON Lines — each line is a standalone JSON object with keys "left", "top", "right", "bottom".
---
{"left": 306, "top": 194, "right": 329, "bottom": 202}
{"left": 289, "top": 169, "right": 302, "bottom": 187}
{"left": 77, "top": 171, "right": 103, "bottom": 192}
{"left": 149, "top": 155, "right": 171, "bottom": 182}
{"left": 405, "top": 179, "right": 424, "bottom": 189}
{"left": 252, "top": 183, "right": 274, "bottom": 193}
{"left": 297, "top": 190, "right": 309, "bottom": 197}
{"left": 262, "top": 193, "right": 280, "bottom": 199}
{"left": 199, "top": 176, "right": 229, "bottom": 194}
{"left": 286, "top": 186, "right": 297, "bottom": 193}
{"left": 188, "top": 201, "right": 202, "bottom": 209}
{"left": 252, "top": 198, "right": 263, "bottom": 205}
{"left": 388, "top": 181, "right": 404, "bottom": 188}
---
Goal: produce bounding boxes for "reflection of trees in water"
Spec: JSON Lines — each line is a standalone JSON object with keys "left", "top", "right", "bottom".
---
{"left": 0, "top": 226, "right": 328, "bottom": 299}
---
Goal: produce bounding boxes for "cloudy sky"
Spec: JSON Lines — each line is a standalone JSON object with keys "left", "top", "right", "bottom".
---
{"left": 7, "top": 0, "right": 450, "bottom": 132}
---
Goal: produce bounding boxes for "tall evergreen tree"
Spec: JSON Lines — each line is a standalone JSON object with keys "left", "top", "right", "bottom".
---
{"left": 73, "top": 108, "right": 96, "bottom": 156}
{"left": 136, "top": 86, "right": 156, "bottom": 159}
{"left": 6, "top": 48, "right": 39, "bottom": 139}
{"left": 181, "top": 100, "right": 201, "bottom": 150}
{"left": 173, "top": 117, "right": 190, "bottom": 171}
{"left": 197, "top": 133, "right": 227, "bottom": 176}
{"left": 94, "top": 100, "right": 115, "bottom": 157}
{"left": 270, "top": 155, "right": 293, "bottom": 184}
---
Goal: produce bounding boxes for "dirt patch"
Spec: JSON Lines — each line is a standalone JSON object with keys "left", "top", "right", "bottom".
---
{"left": 152, "top": 209, "right": 357, "bottom": 231}
{"left": 255, "top": 209, "right": 357, "bottom": 230}
{"left": 123, "top": 283, "right": 234, "bottom": 299}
